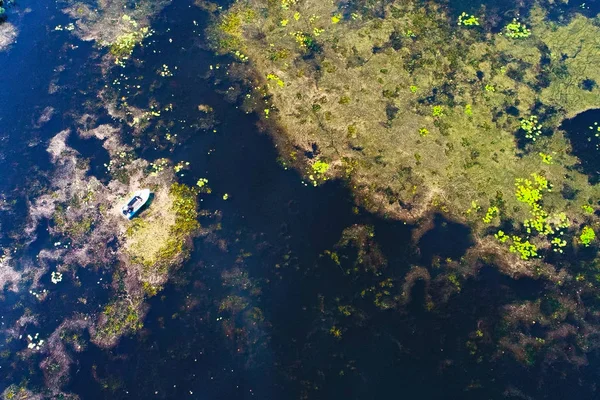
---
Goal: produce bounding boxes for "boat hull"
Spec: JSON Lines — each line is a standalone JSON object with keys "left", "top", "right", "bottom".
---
{"left": 121, "top": 189, "right": 151, "bottom": 220}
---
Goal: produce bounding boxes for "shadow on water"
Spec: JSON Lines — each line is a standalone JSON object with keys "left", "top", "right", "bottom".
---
{"left": 560, "top": 108, "right": 600, "bottom": 184}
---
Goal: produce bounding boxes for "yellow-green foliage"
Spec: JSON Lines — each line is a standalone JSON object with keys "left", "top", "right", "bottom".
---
{"left": 483, "top": 206, "right": 499, "bottom": 223}
{"left": 539, "top": 152, "right": 553, "bottom": 164}
{"left": 3, "top": 385, "right": 30, "bottom": 400}
{"left": 580, "top": 226, "right": 596, "bottom": 247}
{"left": 266, "top": 73, "right": 285, "bottom": 87}
{"left": 520, "top": 115, "right": 542, "bottom": 141}
{"left": 457, "top": 12, "right": 479, "bottom": 27}
{"left": 312, "top": 160, "right": 330, "bottom": 174}
{"left": 582, "top": 204, "right": 594, "bottom": 214}
{"left": 504, "top": 18, "right": 531, "bottom": 38}
{"left": 509, "top": 236, "right": 538, "bottom": 260}
{"left": 515, "top": 173, "right": 548, "bottom": 209}
{"left": 495, "top": 230, "right": 508, "bottom": 243}
{"left": 214, "top": 7, "right": 256, "bottom": 51}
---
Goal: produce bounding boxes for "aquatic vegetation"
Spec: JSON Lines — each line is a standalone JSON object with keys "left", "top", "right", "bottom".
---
{"left": 457, "top": 12, "right": 479, "bottom": 27}
{"left": 8, "top": 0, "right": 600, "bottom": 396}
{"left": 212, "top": 0, "right": 600, "bottom": 234}
{"left": 504, "top": 18, "right": 531, "bottom": 39}
{"left": 447, "top": 273, "right": 461, "bottom": 291}
{"left": 513, "top": 175, "right": 571, "bottom": 245}
{"left": 219, "top": 12, "right": 242, "bottom": 36}
{"left": 580, "top": 226, "right": 596, "bottom": 247}
{"left": 173, "top": 160, "right": 190, "bottom": 173}
{"left": 50, "top": 271, "right": 63, "bottom": 284}
{"left": 465, "top": 200, "right": 481, "bottom": 215}
{"left": 266, "top": 73, "right": 285, "bottom": 87}
{"left": 464, "top": 104, "right": 472, "bottom": 116}
{"left": 109, "top": 25, "right": 151, "bottom": 65}
{"left": 538, "top": 152, "right": 553, "bottom": 164}
{"left": 158, "top": 64, "right": 173, "bottom": 77}
{"left": 26, "top": 332, "right": 45, "bottom": 350}
{"left": 509, "top": 236, "right": 538, "bottom": 260}
{"left": 515, "top": 173, "right": 548, "bottom": 208}
{"left": 482, "top": 206, "right": 499, "bottom": 224}
{"left": 551, "top": 237, "right": 567, "bottom": 253}
{"left": 169, "top": 183, "right": 201, "bottom": 235}
{"left": 219, "top": 295, "right": 249, "bottom": 313}
{"left": 0, "top": 21, "right": 17, "bottom": 51}
{"left": 292, "top": 31, "right": 319, "bottom": 52}
{"left": 127, "top": 181, "right": 201, "bottom": 275}
{"left": 280, "top": 0, "right": 297, "bottom": 10}
{"left": 312, "top": 160, "right": 330, "bottom": 174}
{"left": 520, "top": 116, "right": 542, "bottom": 141}
{"left": 149, "top": 159, "right": 170, "bottom": 176}
{"left": 518, "top": 173, "right": 548, "bottom": 203}
{"left": 329, "top": 326, "right": 342, "bottom": 338}
{"left": 582, "top": 204, "right": 594, "bottom": 214}
{"left": 308, "top": 160, "right": 330, "bottom": 186}
{"left": 431, "top": 105, "right": 444, "bottom": 118}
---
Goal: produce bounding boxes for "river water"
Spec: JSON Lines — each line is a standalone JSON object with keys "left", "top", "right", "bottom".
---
{"left": 1, "top": 0, "right": 599, "bottom": 399}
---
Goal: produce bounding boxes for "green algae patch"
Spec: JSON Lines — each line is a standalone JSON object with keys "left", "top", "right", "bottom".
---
{"left": 211, "top": 0, "right": 600, "bottom": 263}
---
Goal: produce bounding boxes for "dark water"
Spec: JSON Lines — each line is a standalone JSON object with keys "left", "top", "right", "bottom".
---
{"left": 1, "top": 1, "right": 599, "bottom": 399}
{"left": 561, "top": 108, "right": 600, "bottom": 184}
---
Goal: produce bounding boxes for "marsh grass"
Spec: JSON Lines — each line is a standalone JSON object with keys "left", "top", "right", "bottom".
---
{"left": 212, "top": 0, "right": 600, "bottom": 253}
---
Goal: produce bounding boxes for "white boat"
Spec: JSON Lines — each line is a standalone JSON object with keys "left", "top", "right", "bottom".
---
{"left": 121, "top": 189, "right": 151, "bottom": 220}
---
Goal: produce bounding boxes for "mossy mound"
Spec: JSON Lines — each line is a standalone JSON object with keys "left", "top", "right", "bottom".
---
{"left": 125, "top": 182, "right": 200, "bottom": 284}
